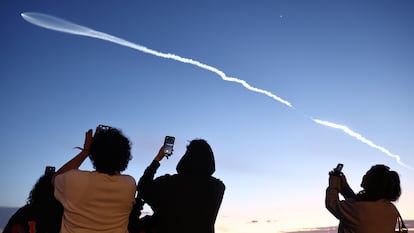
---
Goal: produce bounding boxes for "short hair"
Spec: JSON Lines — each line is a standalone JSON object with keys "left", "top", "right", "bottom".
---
{"left": 359, "top": 164, "right": 401, "bottom": 201}
{"left": 89, "top": 127, "right": 132, "bottom": 175}
{"left": 176, "top": 139, "right": 215, "bottom": 176}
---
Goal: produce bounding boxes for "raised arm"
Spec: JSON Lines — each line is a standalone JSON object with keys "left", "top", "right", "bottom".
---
{"left": 339, "top": 174, "right": 356, "bottom": 199}
{"left": 52, "top": 129, "right": 93, "bottom": 183}
{"left": 325, "top": 173, "right": 342, "bottom": 218}
{"left": 137, "top": 145, "right": 165, "bottom": 200}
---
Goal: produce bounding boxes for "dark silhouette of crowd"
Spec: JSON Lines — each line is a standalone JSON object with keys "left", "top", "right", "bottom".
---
{"left": 4, "top": 125, "right": 225, "bottom": 233}
{"left": 4, "top": 124, "right": 406, "bottom": 233}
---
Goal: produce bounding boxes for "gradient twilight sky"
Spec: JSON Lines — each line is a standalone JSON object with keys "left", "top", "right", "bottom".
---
{"left": 1, "top": 1, "right": 413, "bottom": 232}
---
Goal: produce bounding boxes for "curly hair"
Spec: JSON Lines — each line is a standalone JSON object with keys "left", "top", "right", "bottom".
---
{"left": 25, "top": 171, "right": 63, "bottom": 233}
{"left": 27, "top": 173, "right": 58, "bottom": 206}
{"left": 357, "top": 164, "right": 401, "bottom": 202}
{"left": 89, "top": 127, "right": 132, "bottom": 175}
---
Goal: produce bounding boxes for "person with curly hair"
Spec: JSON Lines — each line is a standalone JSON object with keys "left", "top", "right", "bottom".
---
{"left": 53, "top": 125, "right": 136, "bottom": 233}
{"left": 3, "top": 167, "right": 63, "bottom": 233}
{"left": 326, "top": 164, "right": 402, "bottom": 233}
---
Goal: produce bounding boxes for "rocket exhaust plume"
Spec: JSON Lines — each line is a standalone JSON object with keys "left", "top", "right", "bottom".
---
{"left": 312, "top": 119, "right": 410, "bottom": 168}
{"left": 21, "top": 12, "right": 292, "bottom": 108}
{"left": 21, "top": 12, "right": 410, "bottom": 168}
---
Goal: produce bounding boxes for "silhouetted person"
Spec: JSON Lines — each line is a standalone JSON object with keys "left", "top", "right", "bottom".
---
{"left": 137, "top": 139, "right": 225, "bottom": 233}
{"left": 53, "top": 125, "right": 136, "bottom": 233}
{"left": 3, "top": 166, "right": 63, "bottom": 233}
{"left": 326, "top": 164, "right": 402, "bottom": 233}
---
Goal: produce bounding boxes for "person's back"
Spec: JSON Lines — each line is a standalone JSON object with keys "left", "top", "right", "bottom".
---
{"left": 150, "top": 174, "right": 225, "bottom": 233}
{"left": 138, "top": 139, "right": 225, "bottom": 233}
{"left": 55, "top": 170, "right": 136, "bottom": 233}
{"left": 335, "top": 198, "right": 398, "bottom": 233}
{"left": 53, "top": 126, "right": 136, "bottom": 233}
{"left": 326, "top": 164, "right": 402, "bottom": 233}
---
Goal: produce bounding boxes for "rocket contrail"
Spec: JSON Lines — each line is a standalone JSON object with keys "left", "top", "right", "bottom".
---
{"left": 21, "top": 12, "right": 410, "bottom": 168}
{"left": 312, "top": 119, "right": 410, "bottom": 168}
{"left": 20, "top": 12, "right": 292, "bottom": 108}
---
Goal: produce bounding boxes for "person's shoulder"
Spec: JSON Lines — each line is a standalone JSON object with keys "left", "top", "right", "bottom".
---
{"left": 120, "top": 173, "right": 135, "bottom": 179}
{"left": 150, "top": 173, "right": 173, "bottom": 186}
{"left": 8, "top": 205, "right": 32, "bottom": 219}
{"left": 209, "top": 176, "right": 225, "bottom": 185}
{"left": 353, "top": 199, "right": 394, "bottom": 208}
{"left": 119, "top": 174, "right": 137, "bottom": 185}
{"left": 155, "top": 173, "right": 173, "bottom": 181}
{"left": 4, "top": 205, "right": 36, "bottom": 228}
{"left": 92, "top": 172, "right": 136, "bottom": 185}
{"left": 58, "top": 169, "right": 90, "bottom": 177}
{"left": 56, "top": 170, "right": 92, "bottom": 183}
{"left": 338, "top": 198, "right": 361, "bottom": 213}
{"left": 212, "top": 177, "right": 225, "bottom": 190}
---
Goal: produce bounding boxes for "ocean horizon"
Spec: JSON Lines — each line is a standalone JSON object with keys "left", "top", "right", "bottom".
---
{"left": 1, "top": 206, "right": 413, "bottom": 233}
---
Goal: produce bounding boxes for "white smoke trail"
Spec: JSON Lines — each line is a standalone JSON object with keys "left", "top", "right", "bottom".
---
{"left": 20, "top": 12, "right": 292, "bottom": 108}
{"left": 312, "top": 119, "right": 411, "bottom": 168}
{"left": 21, "top": 12, "right": 410, "bottom": 168}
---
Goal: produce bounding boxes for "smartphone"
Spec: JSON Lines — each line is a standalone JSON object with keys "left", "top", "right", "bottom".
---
{"left": 98, "top": 124, "right": 112, "bottom": 132}
{"left": 164, "top": 136, "right": 175, "bottom": 157}
{"left": 334, "top": 163, "right": 344, "bottom": 173}
{"left": 44, "top": 166, "right": 56, "bottom": 175}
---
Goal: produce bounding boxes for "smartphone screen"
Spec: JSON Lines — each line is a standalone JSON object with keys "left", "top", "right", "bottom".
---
{"left": 44, "top": 166, "right": 56, "bottom": 175}
{"left": 335, "top": 163, "right": 344, "bottom": 173}
{"left": 164, "top": 136, "right": 175, "bottom": 156}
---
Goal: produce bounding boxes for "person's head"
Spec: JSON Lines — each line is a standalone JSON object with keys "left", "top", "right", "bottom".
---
{"left": 27, "top": 171, "right": 58, "bottom": 206}
{"left": 176, "top": 139, "right": 215, "bottom": 176}
{"left": 27, "top": 167, "right": 63, "bottom": 231}
{"left": 359, "top": 164, "right": 401, "bottom": 201}
{"left": 89, "top": 126, "right": 132, "bottom": 175}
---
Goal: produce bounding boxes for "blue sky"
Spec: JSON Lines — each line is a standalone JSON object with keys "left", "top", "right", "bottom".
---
{"left": 1, "top": 1, "right": 413, "bottom": 232}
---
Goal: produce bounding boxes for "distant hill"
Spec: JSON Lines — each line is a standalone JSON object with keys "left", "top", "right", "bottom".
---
{"left": 0, "top": 207, "right": 18, "bottom": 231}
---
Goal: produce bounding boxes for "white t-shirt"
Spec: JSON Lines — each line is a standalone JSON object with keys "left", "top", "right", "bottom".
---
{"left": 55, "top": 170, "right": 136, "bottom": 233}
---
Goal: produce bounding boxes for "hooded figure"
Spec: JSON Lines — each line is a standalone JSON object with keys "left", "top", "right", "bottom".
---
{"left": 176, "top": 139, "right": 216, "bottom": 176}
{"left": 137, "top": 139, "right": 225, "bottom": 233}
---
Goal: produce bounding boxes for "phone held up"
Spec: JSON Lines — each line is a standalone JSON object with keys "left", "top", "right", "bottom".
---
{"left": 164, "top": 136, "right": 175, "bottom": 158}
{"left": 332, "top": 163, "right": 344, "bottom": 176}
{"left": 44, "top": 166, "right": 56, "bottom": 175}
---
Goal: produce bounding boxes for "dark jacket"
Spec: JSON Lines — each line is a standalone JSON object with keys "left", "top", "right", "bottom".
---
{"left": 138, "top": 160, "right": 225, "bottom": 233}
{"left": 4, "top": 172, "right": 63, "bottom": 233}
{"left": 3, "top": 203, "right": 62, "bottom": 233}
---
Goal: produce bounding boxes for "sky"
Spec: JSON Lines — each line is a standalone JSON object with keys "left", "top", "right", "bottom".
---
{"left": 1, "top": 1, "right": 413, "bottom": 232}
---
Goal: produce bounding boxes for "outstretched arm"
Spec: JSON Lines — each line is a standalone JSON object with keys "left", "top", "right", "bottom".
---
{"left": 325, "top": 174, "right": 342, "bottom": 219}
{"left": 52, "top": 129, "right": 93, "bottom": 183}
{"left": 154, "top": 145, "right": 166, "bottom": 162}
{"left": 340, "top": 175, "right": 356, "bottom": 199}
{"left": 137, "top": 145, "right": 165, "bottom": 201}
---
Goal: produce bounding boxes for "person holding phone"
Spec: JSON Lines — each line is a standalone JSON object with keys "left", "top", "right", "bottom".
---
{"left": 137, "top": 138, "right": 225, "bottom": 233}
{"left": 53, "top": 125, "right": 136, "bottom": 233}
{"left": 3, "top": 166, "right": 63, "bottom": 233}
{"left": 325, "top": 164, "right": 402, "bottom": 233}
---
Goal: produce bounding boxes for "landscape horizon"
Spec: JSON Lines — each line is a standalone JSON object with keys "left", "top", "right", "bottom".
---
{"left": 1, "top": 206, "right": 413, "bottom": 233}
